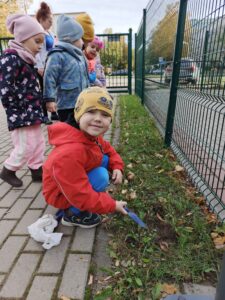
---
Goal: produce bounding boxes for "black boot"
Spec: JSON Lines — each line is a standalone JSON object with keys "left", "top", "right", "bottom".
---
{"left": 29, "top": 166, "right": 42, "bottom": 182}
{"left": 0, "top": 166, "right": 23, "bottom": 187}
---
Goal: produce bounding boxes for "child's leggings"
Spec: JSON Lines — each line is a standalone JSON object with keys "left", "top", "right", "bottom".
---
{"left": 69, "top": 155, "right": 109, "bottom": 214}
{"left": 4, "top": 125, "right": 45, "bottom": 171}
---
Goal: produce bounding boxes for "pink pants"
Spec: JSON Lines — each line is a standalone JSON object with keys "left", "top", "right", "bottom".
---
{"left": 4, "top": 125, "right": 45, "bottom": 171}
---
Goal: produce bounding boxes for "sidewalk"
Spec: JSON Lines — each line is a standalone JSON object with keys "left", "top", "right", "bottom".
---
{"left": 0, "top": 102, "right": 113, "bottom": 299}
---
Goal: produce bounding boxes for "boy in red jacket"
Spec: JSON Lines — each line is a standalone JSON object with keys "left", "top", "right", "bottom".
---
{"left": 42, "top": 87, "right": 127, "bottom": 228}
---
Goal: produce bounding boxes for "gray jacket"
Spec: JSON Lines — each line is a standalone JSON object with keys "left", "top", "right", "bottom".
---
{"left": 43, "top": 41, "right": 89, "bottom": 110}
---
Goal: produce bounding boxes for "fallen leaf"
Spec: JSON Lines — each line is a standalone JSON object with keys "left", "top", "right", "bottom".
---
{"left": 121, "top": 189, "right": 128, "bottom": 195}
{"left": 156, "top": 213, "right": 165, "bottom": 222}
{"left": 60, "top": 296, "right": 71, "bottom": 300}
{"left": 127, "top": 163, "right": 133, "bottom": 169}
{"left": 104, "top": 275, "right": 112, "bottom": 281}
{"left": 212, "top": 236, "right": 225, "bottom": 249}
{"left": 161, "top": 283, "right": 178, "bottom": 297}
{"left": 124, "top": 179, "right": 128, "bottom": 185}
{"left": 129, "top": 191, "right": 137, "bottom": 199}
{"left": 127, "top": 171, "right": 135, "bottom": 181}
{"left": 159, "top": 241, "right": 169, "bottom": 252}
{"left": 88, "top": 274, "right": 93, "bottom": 285}
{"left": 115, "top": 259, "right": 120, "bottom": 266}
{"left": 175, "top": 165, "right": 184, "bottom": 172}
{"left": 155, "top": 153, "right": 163, "bottom": 158}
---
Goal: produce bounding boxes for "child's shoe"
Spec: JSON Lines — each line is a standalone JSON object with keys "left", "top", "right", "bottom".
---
{"left": 0, "top": 166, "right": 23, "bottom": 187}
{"left": 29, "top": 166, "right": 42, "bottom": 182}
{"left": 61, "top": 210, "right": 101, "bottom": 228}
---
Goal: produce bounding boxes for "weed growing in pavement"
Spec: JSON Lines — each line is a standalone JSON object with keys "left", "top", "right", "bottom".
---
{"left": 94, "top": 95, "right": 223, "bottom": 300}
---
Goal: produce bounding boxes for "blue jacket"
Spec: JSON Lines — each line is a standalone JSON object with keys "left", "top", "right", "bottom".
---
{"left": 43, "top": 42, "right": 89, "bottom": 110}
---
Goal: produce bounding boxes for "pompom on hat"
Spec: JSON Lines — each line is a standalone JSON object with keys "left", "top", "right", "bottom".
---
{"left": 6, "top": 14, "right": 45, "bottom": 43}
{"left": 92, "top": 36, "right": 104, "bottom": 49}
{"left": 74, "top": 87, "right": 114, "bottom": 122}
{"left": 57, "top": 14, "right": 83, "bottom": 43}
{"left": 76, "top": 13, "right": 94, "bottom": 42}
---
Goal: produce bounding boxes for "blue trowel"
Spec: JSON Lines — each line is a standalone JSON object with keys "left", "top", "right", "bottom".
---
{"left": 125, "top": 207, "right": 147, "bottom": 229}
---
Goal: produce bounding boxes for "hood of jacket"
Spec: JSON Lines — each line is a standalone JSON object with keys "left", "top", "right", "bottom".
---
{"left": 54, "top": 41, "right": 83, "bottom": 60}
{"left": 48, "top": 122, "right": 97, "bottom": 147}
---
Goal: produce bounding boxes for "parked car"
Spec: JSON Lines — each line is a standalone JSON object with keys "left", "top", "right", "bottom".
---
{"left": 151, "top": 68, "right": 163, "bottom": 75}
{"left": 163, "top": 58, "right": 200, "bottom": 84}
{"left": 111, "top": 69, "right": 128, "bottom": 76}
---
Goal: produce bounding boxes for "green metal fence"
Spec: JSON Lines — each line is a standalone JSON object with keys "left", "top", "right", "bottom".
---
{"left": 97, "top": 31, "right": 132, "bottom": 94}
{"left": 0, "top": 31, "right": 133, "bottom": 94}
{"left": 135, "top": 0, "right": 225, "bottom": 221}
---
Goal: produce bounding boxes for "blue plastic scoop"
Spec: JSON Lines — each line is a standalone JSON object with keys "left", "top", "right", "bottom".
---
{"left": 125, "top": 207, "right": 147, "bottom": 229}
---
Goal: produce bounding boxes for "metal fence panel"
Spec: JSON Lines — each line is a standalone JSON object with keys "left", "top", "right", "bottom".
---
{"left": 136, "top": 0, "right": 225, "bottom": 221}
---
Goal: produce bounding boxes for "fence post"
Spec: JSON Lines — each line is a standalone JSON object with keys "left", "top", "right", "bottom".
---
{"left": 128, "top": 28, "right": 132, "bottom": 94}
{"left": 200, "top": 30, "right": 209, "bottom": 91}
{"left": 164, "top": 0, "right": 188, "bottom": 146}
{"left": 141, "top": 9, "right": 146, "bottom": 104}
{"left": 215, "top": 252, "right": 225, "bottom": 300}
{"left": 134, "top": 33, "right": 137, "bottom": 94}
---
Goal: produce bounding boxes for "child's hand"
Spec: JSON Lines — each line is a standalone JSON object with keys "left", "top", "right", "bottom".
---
{"left": 38, "top": 68, "right": 44, "bottom": 77}
{"left": 112, "top": 169, "right": 123, "bottom": 184}
{"left": 115, "top": 201, "right": 128, "bottom": 215}
{"left": 46, "top": 102, "right": 57, "bottom": 112}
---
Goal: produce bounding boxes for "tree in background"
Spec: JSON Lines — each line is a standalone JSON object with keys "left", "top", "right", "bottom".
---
{"left": 0, "top": 0, "right": 33, "bottom": 37}
{"left": 100, "top": 29, "right": 129, "bottom": 74}
{"left": 145, "top": 1, "right": 191, "bottom": 69}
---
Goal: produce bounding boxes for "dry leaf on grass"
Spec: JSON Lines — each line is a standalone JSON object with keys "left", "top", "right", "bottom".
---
{"left": 127, "top": 171, "right": 135, "bottom": 181}
{"left": 155, "top": 153, "right": 163, "bottom": 158}
{"left": 88, "top": 274, "right": 93, "bottom": 285}
{"left": 129, "top": 191, "right": 137, "bottom": 199}
{"left": 159, "top": 241, "right": 169, "bottom": 252}
{"left": 175, "top": 165, "right": 184, "bottom": 172}
{"left": 156, "top": 213, "right": 165, "bottom": 222}
{"left": 212, "top": 236, "right": 225, "bottom": 249}
{"left": 60, "top": 296, "right": 71, "bottom": 300}
{"left": 161, "top": 283, "right": 178, "bottom": 297}
{"left": 127, "top": 163, "right": 133, "bottom": 169}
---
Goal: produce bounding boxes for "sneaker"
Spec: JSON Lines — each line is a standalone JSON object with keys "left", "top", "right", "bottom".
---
{"left": 61, "top": 211, "right": 102, "bottom": 228}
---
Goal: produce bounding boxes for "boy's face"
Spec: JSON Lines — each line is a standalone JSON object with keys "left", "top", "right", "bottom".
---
{"left": 73, "top": 38, "right": 84, "bottom": 49}
{"left": 85, "top": 42, "right": 100, "bottom": 59}
{"left": 22, "top": 33, "right": 44, "bottom": 56}
{"left": 79, "top": 109, "right": 111, "bottom": 137}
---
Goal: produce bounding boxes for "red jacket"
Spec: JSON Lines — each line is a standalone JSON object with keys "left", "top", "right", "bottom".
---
{"left": 42, "top": 122, "right": 124, "bottom": 214}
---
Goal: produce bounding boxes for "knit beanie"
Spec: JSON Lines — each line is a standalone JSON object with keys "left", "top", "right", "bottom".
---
{"left": 57, "top": 14, "right": 83, "bottom": 43}
{"left": 74, "top": 87, "right": 113, "bottom": 122}
{"left": 92, "top": 36, "right": 104, "bottom": 49}
{"left": 76, "top": 13, "right": 94, "bottom": 42}
{"left": 6, "top": 14, "right": 45, "bottom": 43}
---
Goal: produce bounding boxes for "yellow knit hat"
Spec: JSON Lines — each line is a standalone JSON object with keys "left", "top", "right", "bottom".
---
{"left": 74, "top": 87, "right": 114, "bottom": 122}
{"left": 76, "top": 13, "right": 94, "bottom": 42}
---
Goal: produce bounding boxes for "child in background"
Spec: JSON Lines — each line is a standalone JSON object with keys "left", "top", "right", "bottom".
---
{"left": 35, "top": 1, "right": 59, "bottom": 124}
{"left": 0, "top": 14, "right": 45, "bottom": 187}
{"left": 84, "top": 36, "right": 106, "bottom": 87}
{"left": 42, "top": 87, "right": 127, "bottom": 228}
{"left": 76, "top": 13, "right": 95, "bottom": 48}
{"left": 43, "top": 14, "right": 89, "bottom": 122}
